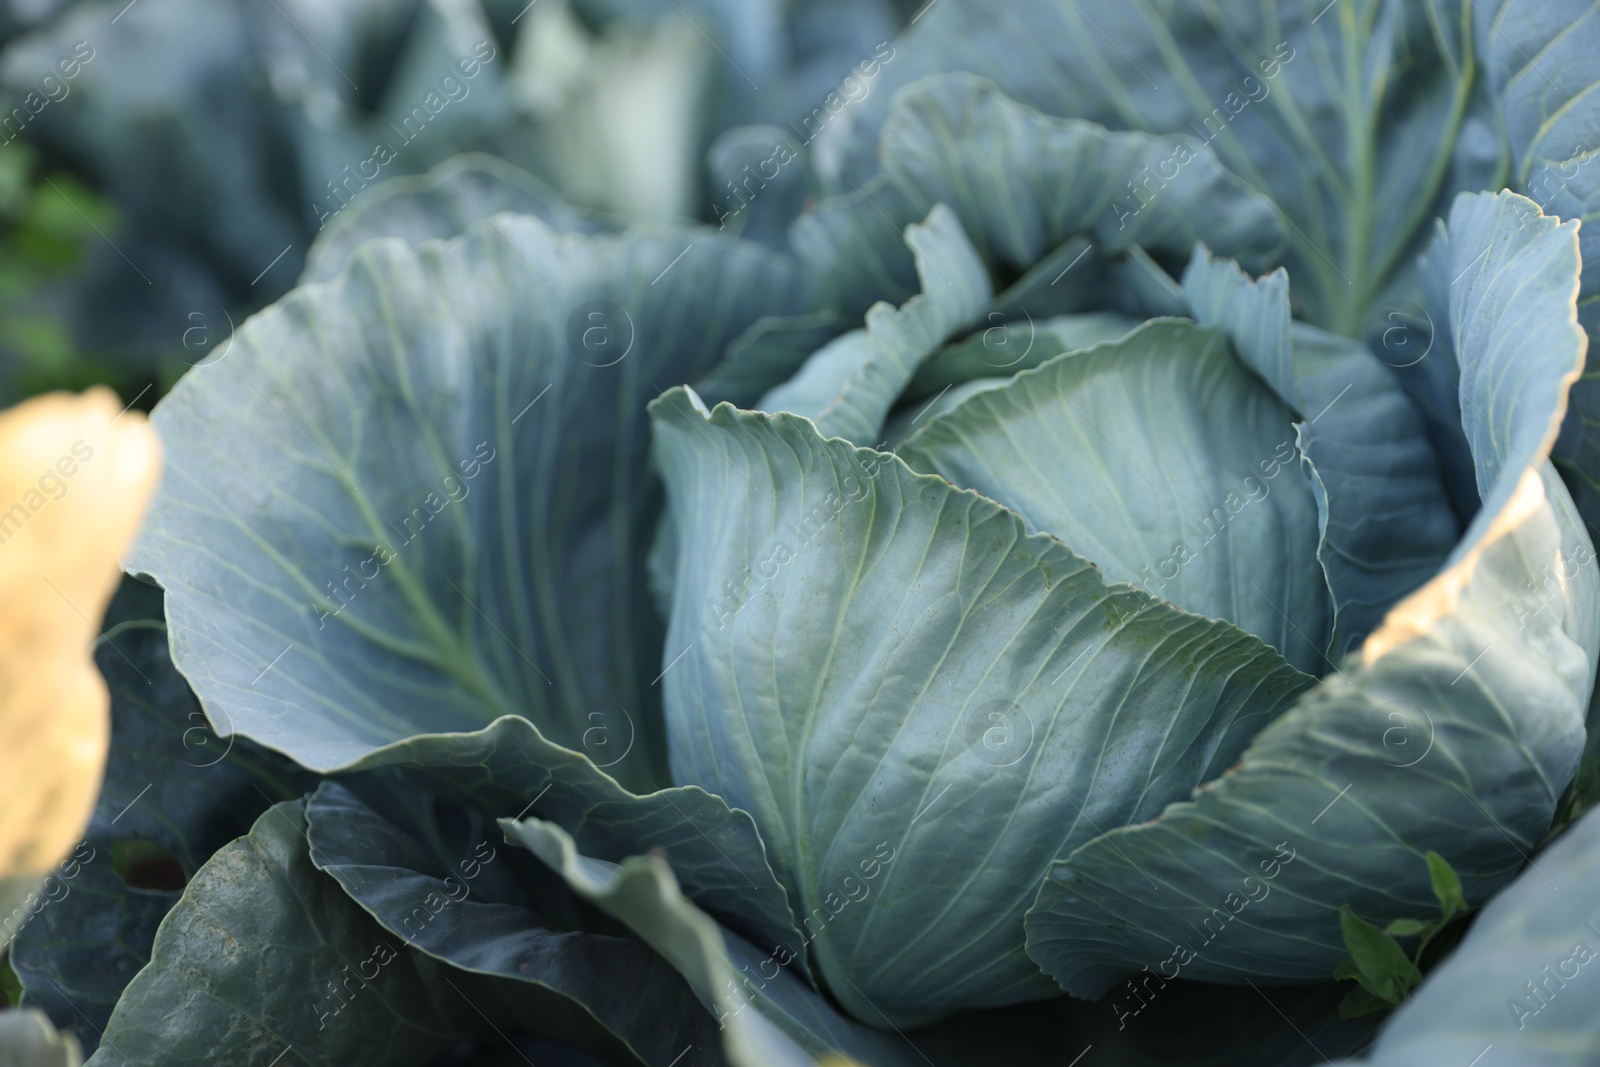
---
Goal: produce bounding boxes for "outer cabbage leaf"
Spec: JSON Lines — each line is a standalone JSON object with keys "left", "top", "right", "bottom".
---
{"left": 10, "top": 624, "right": 315, "bottom": 1053}
{"left": 899, "top": 318, "right": 1333, "bottom": 675}
{"left": 1024, "top": 191, "right": 1598, "bottom": 997}
{"left": 1478, "top": 0, "right": 1600, "bottom": 547}
{"left": 797, "top": 73, "right": 1285, "bottom": 322}
{"left": 1182, "top": 246, "right": 1462, "bottom": 656}
{"left": 650, "top": 387, "right": 1314, "bottom": 1025}
{"left": 1330, "top": 803, "right": 1600, "bottom": 1066}
{"left": 304, "top": 780, "right": 725, "bottom": 1067}
{"left": 126, "top": 213, "right": 799, "bottom": 790}
{"left": 336, "top": 715, "right": 809, "bottom": 978}
{"left": 503, "top": 815, "right": 898, "bottom": 1067}
{"left": 300, "top": 154, "right": 612, "bottom": 284}
{"left": 88, "top": 797, "right": 714, "bottom": 1066}
{"left": 758, "top": 203, "right": 991, "bottom": 444}
{"left": 88, "top": 801, "right": 474, "bottom": 1066}
{"left": 832, "top": 0, "right": 1506, "bottom": 335}
{"left": 502, "top": 815, "right": 1083, "bottom": 1067}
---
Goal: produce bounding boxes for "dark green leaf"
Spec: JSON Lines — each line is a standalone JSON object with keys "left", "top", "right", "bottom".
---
{"left": 10, "top": 625, "right": 314, "bottom": 1054}
{"left": 305, "top": 781, "right": 725, "bottom": 1067}
{"left": 1425, "top": 852, "right": 1466, "bottom": 920}
{"left": 1338, "top": 986, "right": 1395, "bottom": 1021}
{"left": 1338, "top": 905, "right": 1419, "bottom": 1003}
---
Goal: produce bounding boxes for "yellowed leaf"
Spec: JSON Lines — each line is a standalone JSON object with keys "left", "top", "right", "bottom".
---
{"left": 0, "top": 387, "right": 160, "bottom": 885}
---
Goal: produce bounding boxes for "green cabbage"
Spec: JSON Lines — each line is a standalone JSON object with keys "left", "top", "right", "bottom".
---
{"left": 20, "top": 1, "right": 1600, "bottom": 1064}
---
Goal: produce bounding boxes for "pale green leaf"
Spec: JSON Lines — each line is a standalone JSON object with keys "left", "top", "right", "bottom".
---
{"left": 900, "top": 318, "right": 1333, "bottom": 674}
{"left": 651, "top": 388, "right": 1312, "bottom": 1025}
{"left": 1338, "top": 904, "right": 1419, "bottom": 1003}
{"left": 759, "top": 203, "right": 991, "bottom": 444}
{"left": 1425, "top": 851, "right": 1466, "bottom": 919}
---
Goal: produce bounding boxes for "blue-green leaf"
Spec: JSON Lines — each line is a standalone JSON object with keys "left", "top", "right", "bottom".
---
{"left": 694, "top": 310, "right": 847, "bottom": 409}
{"left": 502, "top": 815, "right": 912, "bottom": 1067}
{"left": 89, "top": 802, "right": 471, "bottom": 1066}
{"left": 1024, "top": 190, "right": 1597, "bottom": 998}
{"left": 838, "top": 0, "right": 1505, "bottom": 335}
{"left": 706, "top": 125, "right": 812, "bottom": 249}
{"left": 797, "top": 72, "right": 1285, "bottom": 321}
{"left": 300, "top": 154, "right": 611, "bottom": 285}
{"left": 650, "top": 388, "right": 1312, "bottom": 1025}
{"left": 903, "top": 312, "right": 1141, "bottom": 402}
{"left": 127, "top": 214, "right": 799, "bottom": 789}
{"left": 1483, "top": 0, "right": 1600, "bottom": 544}
{"left": 305, "top": 780, "right": 725, "bottom": 1067}
{"left": 1182, "top": 246, "right": 1462, "bottom": 656}
{"left": 338, "top": 716, "right": 807, "bottom": 978}
{"left": 758, "top": 203, "right": 991, "bottom": 444}
{"left": 899, "top": 318, "right": 1333, "bottom": 674}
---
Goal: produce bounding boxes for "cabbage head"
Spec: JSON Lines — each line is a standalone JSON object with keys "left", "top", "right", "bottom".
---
{"left": 31, "top": 2, "right": 1600, "bottom": 1066}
